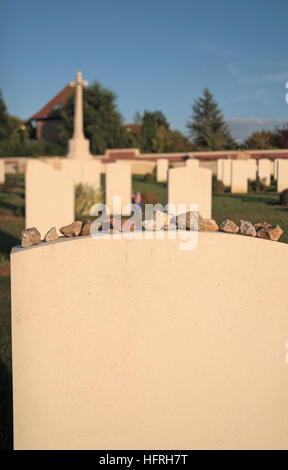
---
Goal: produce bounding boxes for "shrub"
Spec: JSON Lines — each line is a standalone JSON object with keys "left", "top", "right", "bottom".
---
{"left": 280, "top": 189, "right": 288, "bottom": 206}
{"left": 142, "top": 192, "right": 159, "bottom": 206}
{"left": 143, "top": 172, "right": 155, "bottom": 183}
{"left": 212, "top": 176, "right": 225, "bottom": 194}
{"left": 248, "top": 179, "right": 265, "bottom": 193}
{"left": 0, "top": 139, "right": 66, "bottom": 157}
{"left": 75, "top": 183, "right": 104, "bottom": 218}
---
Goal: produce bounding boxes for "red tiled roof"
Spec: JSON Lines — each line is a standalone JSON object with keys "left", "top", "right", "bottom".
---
{"left": 30, "top": 84, "right": 74, "bottom": 120}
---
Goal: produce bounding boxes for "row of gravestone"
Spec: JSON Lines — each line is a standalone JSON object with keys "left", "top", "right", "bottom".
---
{"left": 25, "top": 157, "right": 288, "bottom": 238}
{"left": 25, "top": 158, "right": 213, "bottom": 237}
{"left": 216, "top": 158, "right": 288, "bottom": 192}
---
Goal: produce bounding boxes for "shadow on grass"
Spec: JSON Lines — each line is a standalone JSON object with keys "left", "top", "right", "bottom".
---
{"left": 0, "top": 360, "right": 13, "bottom": 450}
{"left": 0, "top": 231, "right": 20, "bottom": 258}
{"left": 226, "top": 193, "right": 280, "bottom": 205}
{"left": 0, "top": 200, "right": 25, "bottom": 217}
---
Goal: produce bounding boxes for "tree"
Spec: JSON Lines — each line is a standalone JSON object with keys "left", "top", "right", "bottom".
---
{"left": 140, "top": 110, "right": 170, "bottom": 153}
{"left": 272, "top": 124, "right": 288, "bottom": 148}
{"left": 187, "top": 88, "right": 236, "bottom": 150}
{"left": 58, "top": 81, "right": 134, "bottom": 154}
{"left": 0, "top": 90, "right": 30, "bottom": 142}
{"left": 0, "top": 90, "right": 11, "bottom": 140}
{"left": 243, "top": 130, "right": 275, "bottom": 149}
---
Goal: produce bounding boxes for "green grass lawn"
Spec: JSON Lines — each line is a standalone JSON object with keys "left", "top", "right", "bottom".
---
{"left": 0, "top": 172, "right": 287, "bottom": 449}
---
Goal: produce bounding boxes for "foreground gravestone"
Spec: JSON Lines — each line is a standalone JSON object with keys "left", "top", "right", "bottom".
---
{"left": 231, "top": 160, "right": 248, "bottom": 193}
{"left": 168, "top": 166, "right": 212, "bottom": 217}
{"left": 258, "top": 159, "right": 271, "bottom": 185}
{"left": 61, "top": 160, "right": 101, "bottom": 190}
{"left": 277, "top": 159, "right": 288, "bottom": 192}
{"left": 0, "top": 159, "right": 5, "bottom": 184}
{"left": 11, "top": 232, "right": 288, "bottom": 450}
{"left": 156, "top": 159, "right": 168, "bottom": 182}
{"left": 25, "top": 160, "right": 74, "bottom": 236}
{"left": 106, "top": 162, "right": 131, "bottom": 215}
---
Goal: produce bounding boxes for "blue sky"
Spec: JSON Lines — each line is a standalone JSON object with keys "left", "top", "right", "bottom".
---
{"left": 0, "top": 0, "right": 287, "bottom": 141}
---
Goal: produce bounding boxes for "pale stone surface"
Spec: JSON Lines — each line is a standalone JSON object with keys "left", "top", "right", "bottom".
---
{"left": 219, "top": 219, "right": 239, "bottom": 233}
{"left": 277, "top": 159, "right": 288, "bottom": 192}
{"left": 25, "top": 160, "right": 75, "bottom": 237}
{"left": 186, "top": 158, "right": 199, "bottom": 170}
{"left": 168, "top": 166, "right": 212, "bottom": 218}
{"left": 156, "top": 159, "right": 168, "bottom": 182}
{"left": 247, "top": 159, "right": 257, "bottom": 180}
{"left": 44, "top": 227, "right": 58, "bottom": 242}
{"left": 67, "top": 72, "right": 93, "bottom": 160}
{"left": 118, "top": 159, "right": 155, "bottom": 175}
{"left": 255, "top": 223, "right": 283, "bottom": 241}
{"left": 274, "top": 159, "right": 279, "bottom": 180}
{"left": 217, "top": 159, "right": 232, "bottom": 186}
{"left": 258, "top": 159, "right": 271, "bottom": 185}
{"left": 239, "top": 220, "right": 256, "bottom": 237}
{"left": 20, "top": 227, "right": 41, "bottom": 248}
{"left": 11, "top": 233, "right": 288, "bottom": 450}
{"left": 0, "top": 159, "right": 5, "bottom": 184}
{"left": 61, "top": 160, "right": 101, "bottom": 190}
{"left": 106, "top": 162, "right": 132, "bottom": 216}
{"left": 231, "top": 160, "right": 248, "bottom": 193}
{"left": 222, "top": 159, "right": 231, "bottom": 186}
{"left": 60, "top": 221, "right": 83, "bottom": 237}
{"left": 216, "top": 159, "right": 224, "bottom": 182}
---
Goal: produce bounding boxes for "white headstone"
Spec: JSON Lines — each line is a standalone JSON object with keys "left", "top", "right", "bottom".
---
{"left": 168, "top": 166, "right": 212, "bottom": 217}
{"left": 106, "top": 162, "right": 132, "bottom": 215}
{"left": 217, "top": 159, "right": 231, "bottom": 187}
{"left": 231, "top": 160, "right": 248, "bottom": 193}
{"left": 217, "top": 159, "right": 224, "bottom": 182}
{"left": 258, "top": 159, "right": 271, "bottom": 186}
{"left": 156, "top": 159, "right": 168, "bottom": 182}
{"left": 247, "top": 159, "right": 257, "bottom": 181}
{"left": 277, "top": 159, "right": 288, "bottom": 193}
{"left": 186, "top": 159, "right": 199, "bottom": 170}
{"left": 25, "top": 160, "right": 74, "bottom": 237}
{"left": 62, "top": 160, "right": 101, "bottom": 190}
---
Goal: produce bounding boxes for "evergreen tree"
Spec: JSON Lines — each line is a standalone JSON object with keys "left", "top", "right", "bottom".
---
{"left": 187, "top": 88, "right": 236, "bottom": 150}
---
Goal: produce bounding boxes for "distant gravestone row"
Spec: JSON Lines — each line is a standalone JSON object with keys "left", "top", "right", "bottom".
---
{"left": 217, "top": 157, "right": 288, "bottom": 194}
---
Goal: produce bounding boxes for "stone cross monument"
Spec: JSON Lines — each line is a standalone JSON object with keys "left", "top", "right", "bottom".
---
{"left": 66, "top": 71, "right": 93, "bottom": 160}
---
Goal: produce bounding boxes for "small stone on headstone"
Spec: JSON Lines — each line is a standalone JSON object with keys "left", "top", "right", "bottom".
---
{"left": 80, "top": 220, "right": 92, "bottom": 236}
{"left": 176, "top": 211, "right": 204, "bottom": 231}
{"left": 141, "top": 220, "right": 155, "bottom": 231}
{"left": 60, "top": 221, "right": 83, "bottom": 237}
{"left": 21, "top": 227, "right": 41, "bottom": 248}
{"left": 199, "top": 218, "right": 219, "bottom": 231}
{"left": 255, "top": 222, "right": 283, "bottom": 241}
{"left": 44, "top": 226, "right": 58, "bottom": 242}
{"left": 219, "top": 219, "right": 239, "bottom": 233}
{"left": 239, "top": 220, "right": 256, "bottom": 237}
